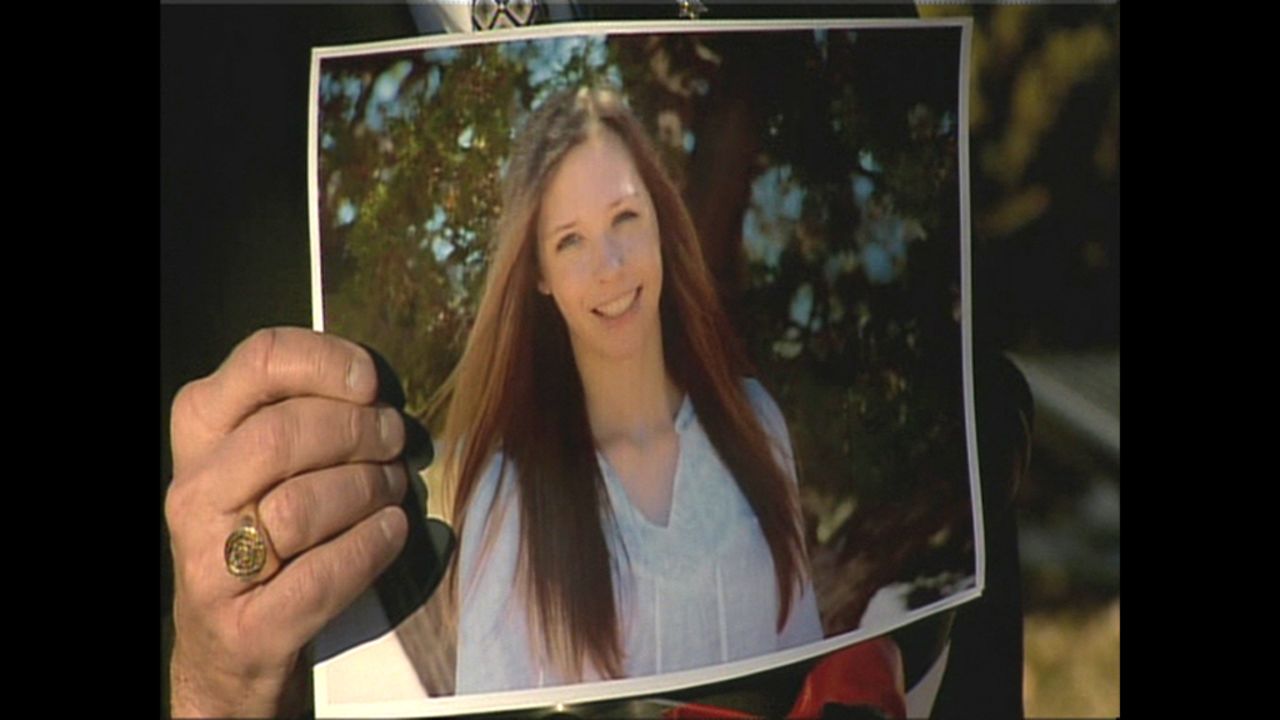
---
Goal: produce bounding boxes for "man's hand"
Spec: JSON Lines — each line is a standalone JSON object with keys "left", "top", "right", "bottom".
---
{"left": 166, "top": 328, "right": 409, "bottom": 718}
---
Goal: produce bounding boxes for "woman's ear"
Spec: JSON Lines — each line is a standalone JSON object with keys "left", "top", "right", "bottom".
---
{"left": 537, "top": 276, "right": 550, "bottom": 295}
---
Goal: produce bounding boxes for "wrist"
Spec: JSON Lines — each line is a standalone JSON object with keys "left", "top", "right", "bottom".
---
{"left": 169, "top": 641, "right": 308, "bottom": 719}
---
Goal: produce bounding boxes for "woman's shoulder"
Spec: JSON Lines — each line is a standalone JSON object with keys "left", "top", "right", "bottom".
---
{"left": 741, "top": 376, "right": 778, "bottom": 407}
{"left": 739, "top": 377, "right": 796, "bottom": 477}
{"left": 741, "top": 377, "right": 787, "bottom": 437}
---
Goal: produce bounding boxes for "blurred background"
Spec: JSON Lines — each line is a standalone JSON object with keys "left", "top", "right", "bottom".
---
{"left": 162, "top": 2, "right": 1118, "bottom": 716}
{"left": 918, "top": 4, "right": 1119, "bottom": 716}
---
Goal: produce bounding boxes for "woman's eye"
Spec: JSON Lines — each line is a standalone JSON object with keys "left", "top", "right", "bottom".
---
{"left": 555, "top": 233, "right": 581, "bottom": 252}
{"left": 614, "top": 210, "right": 638, "bottom": 225}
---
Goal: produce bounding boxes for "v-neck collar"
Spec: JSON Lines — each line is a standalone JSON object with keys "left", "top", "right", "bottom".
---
{"left": 597, "top": 393, "right": 693, "bottom": 532}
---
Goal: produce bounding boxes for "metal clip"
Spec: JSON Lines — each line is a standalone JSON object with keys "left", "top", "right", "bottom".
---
{"left": 677, "top": 0, "right": 708, "bottom": 20}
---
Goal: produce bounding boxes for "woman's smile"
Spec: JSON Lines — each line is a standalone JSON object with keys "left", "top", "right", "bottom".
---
{"left": 593, "top": 286, "right": 642, "bottom": 320}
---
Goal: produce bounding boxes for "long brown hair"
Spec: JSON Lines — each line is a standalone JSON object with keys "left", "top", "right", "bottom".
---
{"left": 432, "top": 86, "right": 807, "bottom": 682}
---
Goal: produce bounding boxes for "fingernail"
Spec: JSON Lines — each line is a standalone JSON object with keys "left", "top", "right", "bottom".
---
{"left": 383, "top": 462, "right": 407, "bottom": 499}
{"left": 378, "top": 406, "right": 404, "bottom": 449}
{"left": 347, "top": 351, "right": 374, "bottom": 395}
{"left": 380, "top": 508, "right": 404, "bottom": 544}
{"left": 401, "top": 412, "right": 435, "bottom": 473}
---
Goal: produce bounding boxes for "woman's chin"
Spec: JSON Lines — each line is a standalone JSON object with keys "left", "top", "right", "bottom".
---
{"left": 572, "top": 308, "right": 662, "bottom": 365}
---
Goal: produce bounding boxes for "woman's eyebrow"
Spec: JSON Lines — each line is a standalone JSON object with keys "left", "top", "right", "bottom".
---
{"left": 549, "top": 218, "right": 579, "bottom": 237}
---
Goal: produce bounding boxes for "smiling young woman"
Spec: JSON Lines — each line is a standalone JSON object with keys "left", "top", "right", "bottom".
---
{"left": 430, "top": 86, "right": 822, "bottom": 691}
{"left": 535, "top": 129, "right": 665, "bottom": 368}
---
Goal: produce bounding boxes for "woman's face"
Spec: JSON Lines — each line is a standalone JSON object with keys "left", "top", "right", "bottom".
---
{"left": 535, "top": 129, "right": 664, "bottom": 364}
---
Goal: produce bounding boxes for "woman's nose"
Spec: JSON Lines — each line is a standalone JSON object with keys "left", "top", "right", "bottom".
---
{"left": 594, "top": 232, "right": 625, "bottom": 278}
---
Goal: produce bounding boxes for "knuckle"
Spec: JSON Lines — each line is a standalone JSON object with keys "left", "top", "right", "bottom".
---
{"left": 170, "top": 381, "right": 199, "bottom": 432}
{"left": 169, "top": 380, "right": 213, "bottom": 464}
{"left": 163, "top": 479, "right": 189, "bottom": 529}
{"left": 261, "top": 484, "right": 312, "bottom": 553}
{"left": 242, "top": 327, "right": 282, "bottom": 381}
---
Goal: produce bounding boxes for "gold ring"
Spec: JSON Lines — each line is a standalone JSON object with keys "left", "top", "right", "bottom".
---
{"left": 225, "top": 513, "right": 273, "bottom": 580}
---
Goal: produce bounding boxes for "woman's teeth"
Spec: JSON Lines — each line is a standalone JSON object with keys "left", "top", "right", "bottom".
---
{"left": 595, "top": 289, "right": 638, "bottom": 319}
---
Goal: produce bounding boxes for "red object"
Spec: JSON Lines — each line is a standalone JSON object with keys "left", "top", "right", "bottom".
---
{"left": 786, "top": 637, "right": 907, "bottom": 719}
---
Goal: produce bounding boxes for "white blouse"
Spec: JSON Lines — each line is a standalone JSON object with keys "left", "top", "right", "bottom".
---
{"left": 455, "top": 379, "right": 824, "bottom": 693}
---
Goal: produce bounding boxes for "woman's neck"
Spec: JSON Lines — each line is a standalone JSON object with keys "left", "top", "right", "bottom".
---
{"left": 573, "top": 335, "right": 682, "bottom": 446}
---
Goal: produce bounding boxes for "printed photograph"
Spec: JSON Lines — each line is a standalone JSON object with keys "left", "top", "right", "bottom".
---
{"left": 308, "top": 19, "right": 978, "bottom": 715}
